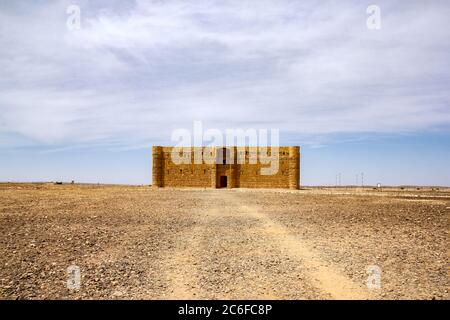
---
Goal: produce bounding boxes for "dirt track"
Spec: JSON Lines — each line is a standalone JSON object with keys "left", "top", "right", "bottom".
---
{"left": 0, "top": 184, "right": 448, "bottom": 299}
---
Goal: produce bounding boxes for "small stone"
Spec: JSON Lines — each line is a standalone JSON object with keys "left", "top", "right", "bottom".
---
{"left": 113, "top": 290, "right": 123, "bottom": 297}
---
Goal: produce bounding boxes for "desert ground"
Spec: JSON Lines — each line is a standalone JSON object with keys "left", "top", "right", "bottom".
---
{"left": 0, "top": 183, "right": 448, "bottom": 300}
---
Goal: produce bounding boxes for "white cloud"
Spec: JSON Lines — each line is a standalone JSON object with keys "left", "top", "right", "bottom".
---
{"left": 0, "top": 0, "right": 449, "bottom": 148}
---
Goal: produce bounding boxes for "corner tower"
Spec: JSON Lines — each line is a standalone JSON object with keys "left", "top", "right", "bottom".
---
{"left": 288, "top": 146, "right": 300, "bottom": 189}
{"left": 152, "top": 146, "right": 164, "bottom": 187}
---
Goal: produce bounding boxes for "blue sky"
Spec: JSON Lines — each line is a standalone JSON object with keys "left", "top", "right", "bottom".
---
{"left": 0, "top": 1, "right": 449, "bottom": 186}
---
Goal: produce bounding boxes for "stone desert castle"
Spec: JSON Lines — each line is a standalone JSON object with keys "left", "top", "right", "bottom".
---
{"left": 152, "top": 146, "right": 300, "bottom": 189}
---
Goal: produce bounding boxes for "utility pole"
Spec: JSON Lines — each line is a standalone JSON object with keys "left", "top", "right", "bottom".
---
{"left": 361, "top": 172, "right": 364, "bottom": 187}
{"left": 338, "top": 173, "right": 341, "bottom": 186}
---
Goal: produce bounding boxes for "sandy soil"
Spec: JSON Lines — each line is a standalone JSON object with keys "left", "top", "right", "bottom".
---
{"left": 0, "top": 183, "right": 448, "bottom": 300}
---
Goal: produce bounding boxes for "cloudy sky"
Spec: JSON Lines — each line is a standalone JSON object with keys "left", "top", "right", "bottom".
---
{"left": 0, "top": 0, "right": 449, "bottom": 186}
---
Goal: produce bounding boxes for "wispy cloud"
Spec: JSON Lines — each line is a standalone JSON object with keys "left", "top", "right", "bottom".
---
{"left": 0, "top": 0, "right": 449, "bottom": 149}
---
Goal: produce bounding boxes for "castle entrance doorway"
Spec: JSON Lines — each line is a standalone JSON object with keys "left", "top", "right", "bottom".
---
{"left": 219, "top": 176, "right": 227, "bottom": 188}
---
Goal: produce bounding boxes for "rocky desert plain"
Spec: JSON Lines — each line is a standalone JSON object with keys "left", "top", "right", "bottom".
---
{"left": 0, "top": 183, "right": 448, "bottom": 300}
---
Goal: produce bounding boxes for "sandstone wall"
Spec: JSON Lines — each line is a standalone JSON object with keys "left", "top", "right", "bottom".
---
{"left": 152, "top": 146, "right": 300, "bottom": 189}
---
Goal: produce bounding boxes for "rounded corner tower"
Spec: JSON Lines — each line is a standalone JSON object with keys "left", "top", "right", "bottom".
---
{"left": 288, "top": 146, "right": 300, "bottom": 189}
{"left": 152, "top": 146, "right": 164, "bottom": 187}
